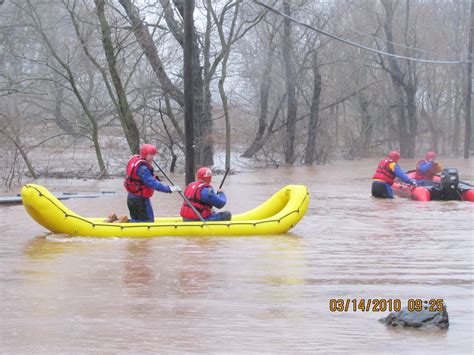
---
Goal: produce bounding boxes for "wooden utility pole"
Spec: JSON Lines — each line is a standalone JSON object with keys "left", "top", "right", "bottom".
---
{"left": 184, "top": 0, "right": 195, "bottom": 183}
{"left": 464, "top": 0, "right": 473, "bottom": 158}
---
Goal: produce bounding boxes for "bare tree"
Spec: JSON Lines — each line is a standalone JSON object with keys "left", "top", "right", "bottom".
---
{"left": 119, "top": 0, "right": 185, "bottom": 107}
{"left": 378, "top": 0, "right": 418, "bottom": 158}
{"left": 1, "top": 0, "right": 473, "bottom": 188}
{"left": 23, "top": 0, "right": 107, "bottom": 175}
{"left": 464, "top": 0, "right": 473, "bottom": 158}
{"left": 304, "top": 49, "right": 322, "bottom": 165}
{"left": 159, "top": 0, "right": 211, "bottom": 166}
{"left": 282, "top": 0, "right": 297, "bottom": 163}
{"left": 0, "top": 113, "right": 38, "bottom": 179}
{"left": 95, "top": 0, "right": 140, "bottom": 155}
{"left": 183, "top": 0, "right": 195, "bottom": 184}
{"left": 207, "top": 0, "right": 241, "bottom": 169}
{"left": 241, "top": 26, "right": 277, "bottom": 158}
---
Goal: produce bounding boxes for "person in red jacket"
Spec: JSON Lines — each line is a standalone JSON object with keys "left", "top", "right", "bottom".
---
{"left": 180, "top": 167, "right": 232, "bottom": 221}
{"left": 105, "top": 144, "right": 181, "bottom": 223}
{"left": 414, "top": 151, "right": 443, "bottom": 184}
{"left": 372, "top": 151, "right": 416, "bottom": 198}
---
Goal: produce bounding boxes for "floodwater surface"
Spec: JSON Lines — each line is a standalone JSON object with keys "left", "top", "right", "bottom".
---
{"left": 1, "top": 158, "right": 473, "bottom": 353}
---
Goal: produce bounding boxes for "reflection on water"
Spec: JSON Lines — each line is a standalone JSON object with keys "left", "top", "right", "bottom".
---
{"left": 1, "top": 158, "right": 473, "bottom": 353}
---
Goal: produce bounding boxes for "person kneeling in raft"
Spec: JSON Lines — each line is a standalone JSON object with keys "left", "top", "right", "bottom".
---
{"left": 413, "top": 151, "right": 443, "bottom": 186}
{"left": 105, "top": 144, "right": 181, "bottom": 223}
{"left": 371, "top": 150, "right": 416, "bottom": 199}
{"left": 180, "top": 167, "right": 231, "bottom": 222}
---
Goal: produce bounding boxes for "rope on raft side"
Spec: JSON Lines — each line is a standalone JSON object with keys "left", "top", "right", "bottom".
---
{"left": 25, "top": 185, "right": 309, "bottom": 230}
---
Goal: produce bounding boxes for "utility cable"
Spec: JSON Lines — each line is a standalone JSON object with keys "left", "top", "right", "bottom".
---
{"left": 254, "top": 0, "right": 471, "bottom": 65}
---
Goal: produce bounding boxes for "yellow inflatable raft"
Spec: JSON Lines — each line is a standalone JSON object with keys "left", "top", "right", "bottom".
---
{"left": 21, "top": 184, "right": 309, "bottom": 237}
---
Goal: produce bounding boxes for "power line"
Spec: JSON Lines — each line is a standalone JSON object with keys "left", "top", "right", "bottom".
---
{"left": 323, "top": 17, "right": 427, "bottom": 54}
{"left": 254, "top": 0, "right": 471, "bottom": 65}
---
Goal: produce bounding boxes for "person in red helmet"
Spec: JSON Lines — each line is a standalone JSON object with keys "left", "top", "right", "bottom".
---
{"left": 414, "top": 151, "right": 443, "bottom": 184}
{"left": 180, "top": 167, "right": 231, "bottom": 221}
{"left": 372, "top": 151, "right": 416, "bottom": 198}
{"left": 105, "top": 144, "right": 181, "bottom": 223}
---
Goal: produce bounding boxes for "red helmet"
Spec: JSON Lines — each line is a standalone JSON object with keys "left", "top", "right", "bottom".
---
{"left": 425, "top": 151, "right": 437, "bottom": 161}
{"left": 140, "top": 144, "right": 157, "bottom": 158}
{"left": 388, "top": 151, "right": 400, "bottom": 162}
{"left": 197, "top": 167, "right": 212, "bottom": 183}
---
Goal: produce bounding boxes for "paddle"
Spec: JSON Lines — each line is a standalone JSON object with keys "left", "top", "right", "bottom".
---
{"left": 219, "top": 168, "right": 230, "bottom": 190}
{"left": 152, "top": 160, "right": 207, "bottom": 225}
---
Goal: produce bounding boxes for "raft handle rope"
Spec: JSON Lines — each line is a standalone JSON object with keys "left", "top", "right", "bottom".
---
{"left": 25, "top": 185, "right": 308, "bottom": 230}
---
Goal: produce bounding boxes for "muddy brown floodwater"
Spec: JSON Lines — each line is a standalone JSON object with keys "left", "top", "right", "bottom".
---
{"left": 1, "top": 158, "right": 473, "bottom": 353}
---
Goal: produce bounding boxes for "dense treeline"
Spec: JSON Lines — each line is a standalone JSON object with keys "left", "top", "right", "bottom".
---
{"left": 0, "top": 0, "right": 471, "bottom": 185}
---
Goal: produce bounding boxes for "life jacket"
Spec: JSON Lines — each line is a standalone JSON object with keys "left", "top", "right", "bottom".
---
{"left": 124, "top": 155, "right": 155, "bottom": 198}
{"left": 372, "top": 158, "right": 396, "bottom": 185}
{"left": 180, "top": 181, "right": 213, "bottom": 219}
{"left": 414, "top": 160, "right": 436, "bottom": 180}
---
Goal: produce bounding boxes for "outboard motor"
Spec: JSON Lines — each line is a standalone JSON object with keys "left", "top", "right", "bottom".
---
{"left": 440, "top": 168, "right": 460, "bottom": 200}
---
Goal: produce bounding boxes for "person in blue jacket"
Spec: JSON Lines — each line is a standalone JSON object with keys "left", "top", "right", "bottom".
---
{"left": 372, "top": 151, "right": 416, "bottom": 198}
{"left": 414, "top": 151, "right": 443, "bottom": 186}
{"left": 105, "top": 144, "right": 181, "bottom": 223}
{"left": 180, "top": 167, "right": 232, "bottom": 221}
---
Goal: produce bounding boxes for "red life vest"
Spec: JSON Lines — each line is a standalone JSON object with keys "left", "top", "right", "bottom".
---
{"left": 180, "top": 181, "right": 213, "bottom": 219}
{"left": 372, "top": 158, "right": 396, "bottom": 185}
{"left": 124, "top": 155, "right": 155, "bottom": 198}
{"left": 414, "top": 160, "right": 436, "bottom": 180}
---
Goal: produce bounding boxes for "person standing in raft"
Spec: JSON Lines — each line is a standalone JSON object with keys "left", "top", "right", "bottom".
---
{"left": 105, "top": 144, "right": 181, "bottom": 223}
{"left": 413, "top": 151, "right": 443, "bottom": 186}
{"left": 180, "top": 167, "right": 232, "bottom": 222}
{"left": 372, "top": 151, "right": 416, "bottom": 199}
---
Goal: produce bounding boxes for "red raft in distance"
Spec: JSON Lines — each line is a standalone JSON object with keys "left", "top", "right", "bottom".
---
{"left": 393, "top": 168, "right": 474, "bottom": 202}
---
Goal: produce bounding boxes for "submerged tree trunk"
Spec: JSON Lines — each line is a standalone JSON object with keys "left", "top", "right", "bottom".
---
{"left": 282, "top": 0, "right": 297, "bottom": 164}
{"left": 304, "top": 50, "right": 322, "bottom": 165}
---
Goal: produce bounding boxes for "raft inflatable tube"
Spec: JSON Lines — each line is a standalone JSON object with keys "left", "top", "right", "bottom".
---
{"left": 392, "top": 183, "right": 432, "bottom": 201}
{"left": 393, "top": 171, "right": 474, "bottom": 202}
{"left": 393, "top": 182, "right": 474, "bottom": 202}
{"left": 21, "top": 184, "right": 309, "bottom": 237}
